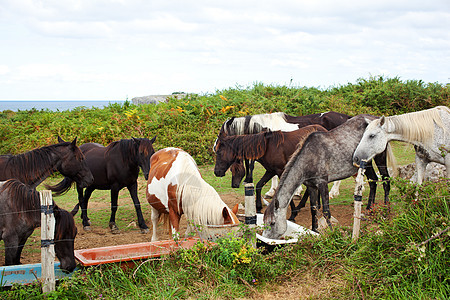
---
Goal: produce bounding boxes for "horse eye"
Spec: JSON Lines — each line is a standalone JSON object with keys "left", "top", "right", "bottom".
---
{"left": 369, "top": 134, "right": 375, "bottom": 139}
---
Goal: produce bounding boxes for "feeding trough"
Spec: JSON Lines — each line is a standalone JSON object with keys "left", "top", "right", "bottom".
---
{"left": 255, "top": 214, "right": 318, "bottom": 251}
{"left": 74, "top": 237, "right": 212, "bottom": 267}
{"left": 0, "top": 262, "right": 76, "bottom": 287}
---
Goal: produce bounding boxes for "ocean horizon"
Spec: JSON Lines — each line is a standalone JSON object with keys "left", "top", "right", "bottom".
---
{"left": 0, "top": 100, "right": 126, "bottom": 112}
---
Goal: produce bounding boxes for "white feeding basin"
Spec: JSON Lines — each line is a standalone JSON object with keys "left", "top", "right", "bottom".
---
{"left": 255, "top": 213, "right": 319, "bottom": 246}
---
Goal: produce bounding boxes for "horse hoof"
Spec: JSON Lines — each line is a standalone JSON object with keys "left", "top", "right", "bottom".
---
{"left": 140, "top": 228, "right": 150, "bottom": 234}
{"left": 109, "top": 222, "right": 120, "bottom": 234}
{"left": 83, "top": 226, "right": 91, "bottom": 231}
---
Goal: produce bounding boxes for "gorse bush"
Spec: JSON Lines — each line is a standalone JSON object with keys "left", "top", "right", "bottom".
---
{"left": 0, "top": 76, "right": 448, "bottom": 164}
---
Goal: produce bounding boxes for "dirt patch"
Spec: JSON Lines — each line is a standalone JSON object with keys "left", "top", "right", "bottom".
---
{"left": 0, "top": 193, "right": 355, "bottom": 266}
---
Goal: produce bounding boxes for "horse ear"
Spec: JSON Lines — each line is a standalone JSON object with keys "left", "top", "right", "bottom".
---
{"left": 222, "top": 207, "right": 233, "bottom": 223}
{"left": 225, "top": 117, "right": 235, "bottom": 128}
{"left": 57, "top": 136, "right": 65, "bottom": 143}
{"left": 150, "top": 135, "right": 157, "bottom": 143}
{"left": 132, "top": 137, "right": 140, "bottom": 145}
{"left": 71, "top": 137, "right": 78, "bottom": 147}
{"left": 232, "top": 203, "right": 239, "bottom": 215}
{"left": 380, "top": 116, "right": 386, "bottom": 126}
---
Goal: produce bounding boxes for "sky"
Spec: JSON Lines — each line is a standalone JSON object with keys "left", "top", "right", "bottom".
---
{"left": 0, "top": 0, "right": 449, "bottom": 101}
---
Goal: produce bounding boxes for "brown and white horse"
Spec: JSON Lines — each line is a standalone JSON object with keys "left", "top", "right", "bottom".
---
{"left": 146, "top": 148, "right": 239, "bottom": 241}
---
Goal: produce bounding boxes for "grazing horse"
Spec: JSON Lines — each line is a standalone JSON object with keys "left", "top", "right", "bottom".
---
{"left": 0, "top": 137, "right": 93, "bottom": 192}
{"left": 214, "top": 125, "right": 328, "bottom": 215}
{"left": 146, "top": 148, "right": 239, "bottom": 241}
{"left": 263, "top": 115, "right": 395, "bottom": 239}
{"left": 67, "top": 137, "right": 157, "bottom": 233}
{"left": 214, "top": 111, "right": 351, "bottom": 197}
{"left": 353, "top": 106, "right": 450, "bottom": 184}
{"left": 0, "top": 179, "right": 77, "bottom": 271}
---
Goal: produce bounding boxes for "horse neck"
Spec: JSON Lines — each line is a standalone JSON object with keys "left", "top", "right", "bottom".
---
{"left": 10, "top": 148, "right": 60, "bottom": 188}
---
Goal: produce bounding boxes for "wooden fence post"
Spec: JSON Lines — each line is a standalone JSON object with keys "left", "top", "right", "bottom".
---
{"left": 352, "top": 163, "right": 367, "bottom": 241}
{"left": 244, "top": 183, "right": 256, "bottom": 248}
{"left": 40, "top": 190, "right": 55, "bottom": 293}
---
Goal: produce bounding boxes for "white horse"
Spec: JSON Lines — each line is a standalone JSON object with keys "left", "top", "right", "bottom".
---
{"left": 353, "top": 106, "right": 450, "bottom": 184}
{"left": 146, "top": 147, "right": 239, "bottom": 241}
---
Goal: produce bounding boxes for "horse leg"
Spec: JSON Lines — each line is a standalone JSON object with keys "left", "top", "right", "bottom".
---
{"left": 318, "top": 182, "right": 332, "bottom": 229}
{"left": 309, "top": 187, "right": 319, "bottom": 232}
{"left": 109, "top": 187, "right": 121, "bottom": 234}
{"left": 255, "top": 171, "right": 275, "bottom": 213}
{"left": 328, "top": 180, "right": 341, "bottom": 199}
{"left": 15, "top": 230, "right": 33, "bottom": 265}
{"left": 71, "top": 184, "right": 82, "bottom": 216}
{"left": 244, "top": 159, "right": 255, "bottom": 184}
{"left": 3, "top": 234, "right": 20, "bottom": 265}
{"left": 150, "top": 207, "right": 160, "bottom": 242}
{"left": 364, "top": 162, "right": 378, "bottom": 210}
{"left": 289, "top": 188, "right": 310, "bottom": 221}
{"left": 415, "top": 151, "right": 429, "bottom": 184}
{"left": 127, "top": 182, "right": 149, "bottom": 234}
{"left": 374, "top": 152, "right": 391, "bottom": 205}
{"left": 264, "top": 176, "right": 278, "bottom": 199}
{"left": 80, "top": 187, "right": 94, "bottom": 230}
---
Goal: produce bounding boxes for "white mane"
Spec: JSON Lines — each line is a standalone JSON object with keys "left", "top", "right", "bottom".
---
{"left": 231, "top": 112, "right": 299, "bottom": 134}
{"left": 373, "top": 106, "right": 449, "bottom": 145}
{"left": 175, "top": 151, "right": 233, "bottom": 225}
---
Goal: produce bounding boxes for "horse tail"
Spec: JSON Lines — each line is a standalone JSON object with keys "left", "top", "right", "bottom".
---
{"left": 45, "top": 177, "right": 74, "bottom": 196}
{"left": 386, "top": 143, "right": 398, "bottom": 177}
{"left": 71, "top": 203, "right": 80, "bottom": 216}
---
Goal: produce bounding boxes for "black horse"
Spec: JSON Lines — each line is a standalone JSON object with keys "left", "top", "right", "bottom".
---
{"left": 0, "top": 137, "right": 94, "bottom": 191}
{"left": 66, "top": 137, "right": 157, "bottom": 233}
{"left": 0, "top": 179, "right": 77, "bottom": 271}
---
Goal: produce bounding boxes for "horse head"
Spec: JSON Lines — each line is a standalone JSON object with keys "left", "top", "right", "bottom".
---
{"left": 56, "top": 137, "right": 94, "bottom": 189}
{"left": 54, "top": 205, "right": 78, "bottom": 272}
{"left": 353, "top": 117, "right": 387, "bottom": 167}
{"left": 262, "top": 197, "right": 288, "bottom": 239}
{"left": 133, "top": 136, "right": 157, "bottom": 180}
{"left": 213, "top": 132, "right": 237, "bottom": 177}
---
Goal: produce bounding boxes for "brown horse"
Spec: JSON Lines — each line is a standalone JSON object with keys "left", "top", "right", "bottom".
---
{"left": 214, "top": 125, "right": 328, "bottom": 213}
{"left": 0, "top": 179, "right": 77, "bottom": 271}
{"left": 214, "top": 111, "right": 352, "bottom": 186}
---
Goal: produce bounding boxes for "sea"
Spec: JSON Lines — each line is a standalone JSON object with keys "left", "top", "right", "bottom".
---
{"left": 0, "top": 100, "right": 126, "bottom": 112}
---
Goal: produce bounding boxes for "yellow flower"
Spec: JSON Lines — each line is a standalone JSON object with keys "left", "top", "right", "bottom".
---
{"left": 219, "top": 95, "right": 228, "bottom": 101}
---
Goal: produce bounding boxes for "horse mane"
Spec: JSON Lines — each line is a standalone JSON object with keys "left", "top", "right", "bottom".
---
{"left": 2, "top": 142, "right": 72, "bottom": 183}
{"left": 54, "top": 206, "right": 76, "bottom": 241}
{"left": 381, "top": 106, "right": 449, "bottom": 145}
{"left": 223, "top": 112, "right": 291, "bottom": 135}
{"left": 221, "top": 130, "right": 285, "bottom": 160}
{"left": 1, "top": 179, "right": 40, "bottom": 218}
{"left": 174, "top": 151, "right": 234, "bottom": 225}
{"left": 106, "top": 139, "right": 138, "bottom": 162}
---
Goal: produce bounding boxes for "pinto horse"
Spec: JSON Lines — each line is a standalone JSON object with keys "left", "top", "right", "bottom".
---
{"left": 146, "top": 148, "right": 239, "bottom": 241}
{"left": 214, "top": 111, "right": 351, "bottom": 197}
{"left": 263, "top": 115, "right": 395, "bottom": 239}
{"left": 67, "top": 137, "right": 157, "bottom": 233}
{"left": 214, "top": 125, "right": 328, "bottom": 214}
{"left": 0, "top": 137, "right": 93, "bottom": 192}
{"left": 353, "top": 106, "right": 450, "bottom": 184}
{"left": 0, "top": 179, "right": 77, "bottom": 271}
